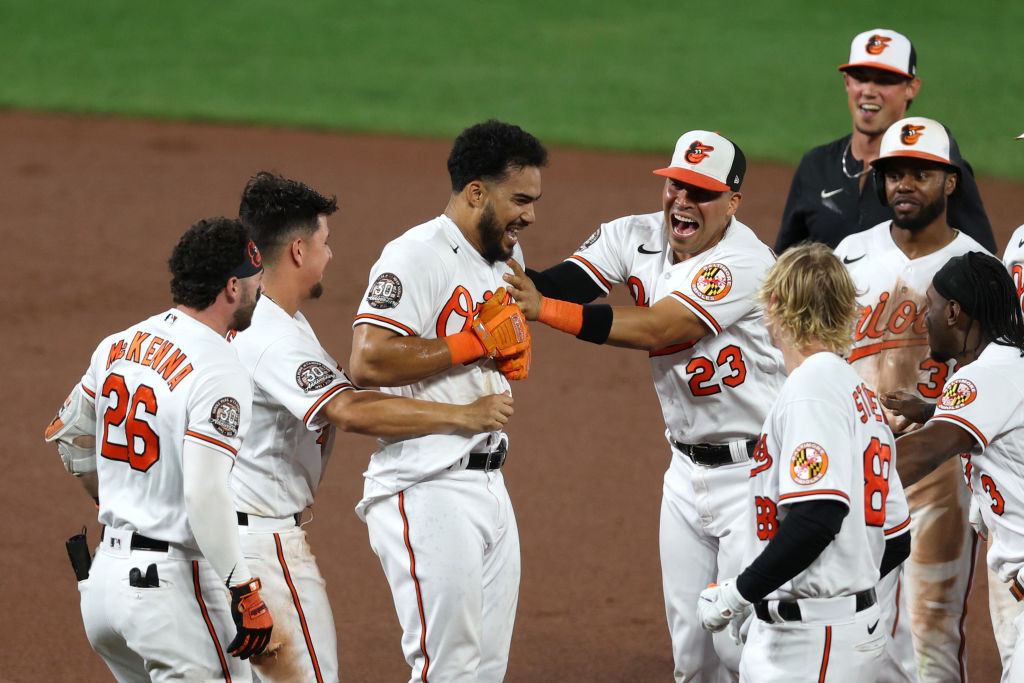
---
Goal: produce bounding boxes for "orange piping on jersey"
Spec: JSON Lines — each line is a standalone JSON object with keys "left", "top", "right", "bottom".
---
{"left": 192, "top": 560, "right": 232, "bottom": 682}
{"left": 847, "top": 338, "right": 929, "bottom": 362}
{"left": 82, "top": 383, "right": 96, "bottom": 399}
{"left": 955, "top": 533, "right": 980, "bottom": 682}
{"left": 891, "top": 575, "right": 903, "bottom": 637}
{"left": 399, "top": 492, "right": 431, "bottom": 682}
{"left": 185, "top": 430, "right": 238, "bottom": 457}
{"left": 649, "top": 339, "right": 698, "bottom": 357}
{"left": 353, "top": 313, "right": 416, "bottom": 337}
{"left": 884, "top": 516, "right": 911, "bottom": 536}
{"left": 274, "top": 533, "right": 324, "bottom": 682}
{"left": 670, "top": 292, "right": 722, "bottom": 334}
{"left": 567, "top": 255, "right": 612, "bottom": 292}
{"left": 303, "top": 382, "right": 353, "bottom": 427}
{"left": 817, "top": 625, "right": 832, "bottom": 682}
{"left": 779, "top": 489, "right": 850, "bottom": 503}
{"left": 931, "top": 414, "right": 987, "bottom": 448}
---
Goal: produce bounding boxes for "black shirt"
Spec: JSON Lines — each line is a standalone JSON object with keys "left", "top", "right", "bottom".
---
{"left": 775, "top": 133, "right": 995, "bottom": 253}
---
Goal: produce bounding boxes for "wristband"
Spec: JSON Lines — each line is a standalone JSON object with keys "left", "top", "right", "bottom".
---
{"left": 445, "top": 330, "right": 487, "bottom": 366}
{"left": 538, "top": 297, "right": 584, "bottom": 335}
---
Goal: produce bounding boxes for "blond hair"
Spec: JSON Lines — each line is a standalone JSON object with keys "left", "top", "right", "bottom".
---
{"left": 756, "top": 242, "right": 859, "bottom": 355}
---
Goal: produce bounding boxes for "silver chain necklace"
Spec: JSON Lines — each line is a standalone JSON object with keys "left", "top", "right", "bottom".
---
{"left": 841, "top": 140, "right": 871, "bottom": 179}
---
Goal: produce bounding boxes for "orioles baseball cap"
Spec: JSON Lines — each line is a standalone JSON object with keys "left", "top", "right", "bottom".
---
{"left": 871, "top": 116, "right": 955, "bottom": 169}
{"left": 652, "top": 130, "right": 745, "bottom": 192}
{"left": 839, "top": 29, "right": 916, "bottom": 79}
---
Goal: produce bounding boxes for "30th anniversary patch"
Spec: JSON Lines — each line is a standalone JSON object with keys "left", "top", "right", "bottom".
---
{"left": 296, "top": 361, "right": 336, "bottom": 393}
{"left": 367, "top": 273, "right": 403, "bottom": 309}
{"left": 210, "top": 397, "right": 241, "bottom": 437}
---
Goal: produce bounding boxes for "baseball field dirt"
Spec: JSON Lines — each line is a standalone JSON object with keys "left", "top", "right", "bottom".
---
{"left": 8, "top": 111, "right": 1024, "bottom": 681}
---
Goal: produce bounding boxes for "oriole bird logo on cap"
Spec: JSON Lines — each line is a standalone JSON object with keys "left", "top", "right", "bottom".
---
{"left": 865, "top": 34, "right": 892, "bottom": 55}
{"left": 900, "top": 124, "right": 926, "bottom": 145}
{"left": 685, "top": 142, "right": 714, "bottom": 164}
{"left": 247, "top": 240, "right": 262, "bottom": 267}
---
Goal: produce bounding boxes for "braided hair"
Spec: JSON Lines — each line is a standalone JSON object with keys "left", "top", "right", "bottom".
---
{"left": 933, "top": 251, "right": 1024, "bottom": 356}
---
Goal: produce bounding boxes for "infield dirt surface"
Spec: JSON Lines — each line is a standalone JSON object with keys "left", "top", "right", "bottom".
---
{"left": 8, "top": 111, "right": 1024, "bottom": 681}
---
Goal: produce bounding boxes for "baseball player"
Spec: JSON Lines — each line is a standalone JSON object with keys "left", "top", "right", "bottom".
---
{"left": 776, "top": 28, "right": 994, "bottom": 253}
{"left": 834, "top": 115, "right": 990, "bottom": 682}
{"left": 44, "top": 218, "right": 273, "bottom": 681}
{"left": 230, "top": 171, "right": 515, "bottom": 682}
{"left": 697, "top": 242, "right": 911, "bottom": 682}
{"left": 504, "top": 130, "right": 787, "bottom": 681}
{"left": 347, "top": 120, "right": 544, "bottom": 681}
{"left": 893, "top": 251, "right": 1024, "bottom": 682}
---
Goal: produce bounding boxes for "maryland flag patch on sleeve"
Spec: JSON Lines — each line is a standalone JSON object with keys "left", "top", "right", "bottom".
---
{"left": 937, "top": 379, "right": 977, "bottom": 410}
{"left": 790, "top": 442, "right": 828, "bottom": 485}
{"left": 691, "top": 263, "right": 732, "bottom": 301}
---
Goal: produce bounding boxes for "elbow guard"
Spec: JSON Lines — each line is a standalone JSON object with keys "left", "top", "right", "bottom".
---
{"left": 44, "top": 385, "right": 97, "bottom": 476}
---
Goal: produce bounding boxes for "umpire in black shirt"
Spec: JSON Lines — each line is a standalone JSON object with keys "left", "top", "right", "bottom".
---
{"left": 775, "top": 28, "right": 994, "bottom": 253}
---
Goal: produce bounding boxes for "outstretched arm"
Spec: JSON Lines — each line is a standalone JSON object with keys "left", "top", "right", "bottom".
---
{"left": 895, "top": 420, "right": 976, "bottom": 487}
{"left": 322, "top": 389, "right": 514, "bottom": 436}
{"left": 504, "top": 258, "right": 709, "bottom": 350}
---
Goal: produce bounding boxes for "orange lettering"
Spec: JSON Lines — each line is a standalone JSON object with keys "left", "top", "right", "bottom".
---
{"left": 126, "top": 332, "right": 150, "bottom": 363}
{"left": 156, "top": 349, "right": 189, "bottom": 381}
{"left": 106, "top": 339, "right": 127, "bottom": 370}
{"left": 166, "top": 363, "right": 193, "bottom": 391}
{"left": 141, "top": 336, "right": 165, "bottom": 367}
{"left": 436, "top": 286, "right": 475, "bottom": 338}
{"left": 627, "top": 276, "right": 649, "bottom": 307}
{"left": 148, "top": 341, "right": 174, "bottom": 370}
{"left": 889, "top": 300, "right": 916, "bottom": 334}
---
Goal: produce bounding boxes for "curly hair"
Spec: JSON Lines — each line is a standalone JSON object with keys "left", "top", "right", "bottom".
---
{"left": 168, "top": 217, "right": 251, "bottom": 310}
{"left": 756, "top": 242, "right": 860, "bottom": 355}
{"left": 238, "top": 171, "right": 338, "bottom": 262}
{"left": 934, "top": 251, "right": 1024, "bottom": 356}
{"left": 447, "top": 119, "right": 548, "bottom": 192}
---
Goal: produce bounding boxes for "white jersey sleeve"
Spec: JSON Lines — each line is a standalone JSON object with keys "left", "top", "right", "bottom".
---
{"left": 564, "top": 213, "right": 664, "bottom": 295}
{"left": 666, "top": 248, "right": 766, "bottom": 337}
{"left": 182, "top": 361, "right": 252, "bottom": 460}
{"left": 250, "top": 334, "right": 354, "bottom": 431}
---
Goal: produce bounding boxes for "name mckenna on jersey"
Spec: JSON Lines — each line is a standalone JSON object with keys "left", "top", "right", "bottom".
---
{"left": 105, "top": 332, "right": 193, "bottom": 390}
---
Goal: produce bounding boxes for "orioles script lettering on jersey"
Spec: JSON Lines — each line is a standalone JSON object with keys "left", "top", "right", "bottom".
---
{"left": 1010, "top": 264, "right": 1024, "bottom": 312}
{"left": 849, "top": 291, "right": 928, "bottom": 357}
{"left": 435, "top": 286, "right": 510, "bottom": 337}
{"left": 105, "top": 331, "right": 193, "bottom": 390}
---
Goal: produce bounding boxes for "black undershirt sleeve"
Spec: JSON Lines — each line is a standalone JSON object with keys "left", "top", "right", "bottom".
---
{"left": 736, "top": 500, "right": 848, "bottom": 603}
{"left": 525, "top": 263, "right": 604, "bottom": 304}
{"left": 879, "top": 532, "right": 911, "bottom": 579}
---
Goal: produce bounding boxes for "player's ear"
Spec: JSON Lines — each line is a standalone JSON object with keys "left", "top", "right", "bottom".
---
{"left": 464, "top": 180, "right": 486, "bottom": 209}
{"left": 944, "top": 172, "right": 957, "bottom": 197}
{"left": 905, "top": 76, "right": 922, "bottom": 100}
{"left": 726, "top": 191, "right": 742, "bottom": 217}
{"left": 289, "top": 238, "right": 304, "bottom": 266}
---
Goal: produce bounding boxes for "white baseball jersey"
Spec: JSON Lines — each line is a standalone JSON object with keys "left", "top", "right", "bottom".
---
{"left": 1003, "top": 224, "right": 1024, "bottom": 315}
{"left": 230, "top": 295, "right": 354, "bottom": 517}
{"left": 835, "top": 222, "right": 988, "bottom": 416}
{"left": 837, "top": 221, "right": 988, "bottom": 682}
{"left": 80, "top": 308, "right": 252, "bottom": 546}
{"left": 353, "top": 214, "right": 518, "bottom": 516}
{"left": 749, "top": 352, "right": 911, "bottom": 600}
{"left": 567, "top": 212, "right": 786, "bottom": 443}
{"left": 931, "top": 343, "right": 1024, "bottom": 583}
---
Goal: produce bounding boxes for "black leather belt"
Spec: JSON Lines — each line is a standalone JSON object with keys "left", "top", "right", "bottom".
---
{"left": 672, "top": 440, "right": 755, "bottom": 467}
{"left": 236, "top": 511, "right": 300, "bottom": 526}
{"left": 754, "top": 588, "right": 876, "bottom": 623}
{"left": 466, "top": 442, "right": 507, "bottom": 471}
{"left": 103, "top": 527, "right": 169, "bottom": 552}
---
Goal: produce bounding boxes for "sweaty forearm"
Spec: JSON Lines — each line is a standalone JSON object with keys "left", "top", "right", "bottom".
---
{"left": 326, "top": 390, "right": 465, "bottom": 436}
{"left": 349, "top": 334, "right": 466, "bottom": 388}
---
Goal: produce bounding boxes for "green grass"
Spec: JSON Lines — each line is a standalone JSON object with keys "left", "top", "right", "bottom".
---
{"left": 2, "top": 0, "right": 1022, "bottom": 177}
